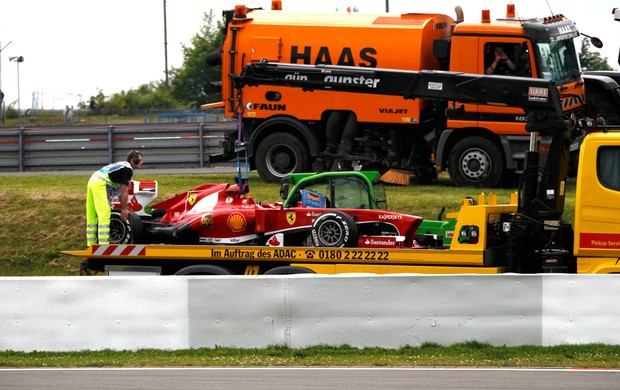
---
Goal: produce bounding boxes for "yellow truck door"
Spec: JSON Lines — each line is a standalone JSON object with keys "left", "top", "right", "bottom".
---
{"left": 574, "top": 132, "right": 620, "bottom": 273}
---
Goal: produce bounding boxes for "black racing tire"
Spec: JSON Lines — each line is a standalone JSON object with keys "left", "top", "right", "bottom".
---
{"left": 109, "top": 211, "right": 144, "bottom": 244}
{"left": 255, "top": 132, "right": 310, "bottom": 183}
{"left": 311, "top": 211, "right": 359, "bottom": 248}
{"left": 129, "top": 212, "right": 145, "bottom": 243}
{"left": 448, "top": 136, "right": 504, "bottom": 188}
{"left": 263, "top": 266, "right": 316, "bottom": 275}
{"left": 174, "top": 265, "right": 232, "bottom": 275}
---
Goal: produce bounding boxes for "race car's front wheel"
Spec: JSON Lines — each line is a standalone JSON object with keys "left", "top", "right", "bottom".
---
{"left": 311, "top": 211, "right": 359, "bottom": 248}
{"left": 110, "top": 211, "right": 144, "bottom": 244}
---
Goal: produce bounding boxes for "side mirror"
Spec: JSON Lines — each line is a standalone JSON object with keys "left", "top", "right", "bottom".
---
{"left": 581, "top": 33, "right": 603, "bottom": 49}
{"left": 590, "top": 36, "right": 604, "bottom": 49}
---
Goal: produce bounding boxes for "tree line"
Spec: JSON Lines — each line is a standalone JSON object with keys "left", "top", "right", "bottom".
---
{"left": 83, "top": 11, "right": 224, "bottom": 112}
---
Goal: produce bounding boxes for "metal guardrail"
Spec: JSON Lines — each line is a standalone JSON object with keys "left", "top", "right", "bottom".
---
{"left": 0, "top": 121, "right": 238, "bottom": 173}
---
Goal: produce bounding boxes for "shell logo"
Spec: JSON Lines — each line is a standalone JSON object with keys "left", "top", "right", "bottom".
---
{"left": 227, "top": 212, "right": 247, "bottom": 231}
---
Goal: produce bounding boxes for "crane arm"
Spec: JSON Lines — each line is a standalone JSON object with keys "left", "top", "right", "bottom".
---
{"left": 235, "top": 60, "right": 574, "bottom": 217}
{"left": 235, "top": 60, "right": 566, "bottom": 132}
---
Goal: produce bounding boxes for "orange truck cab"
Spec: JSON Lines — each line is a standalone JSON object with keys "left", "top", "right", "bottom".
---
{"left": 206, "top": 3, "right": 588, "bottom": 188}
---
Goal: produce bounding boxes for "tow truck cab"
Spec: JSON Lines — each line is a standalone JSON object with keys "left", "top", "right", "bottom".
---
{"left": 574, "top": 131, "right": 620, "bottom": 273}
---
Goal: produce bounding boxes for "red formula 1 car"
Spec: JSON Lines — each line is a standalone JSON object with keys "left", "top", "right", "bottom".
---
{"left": 111, "top": 171, "right": 448, "bottom": 249}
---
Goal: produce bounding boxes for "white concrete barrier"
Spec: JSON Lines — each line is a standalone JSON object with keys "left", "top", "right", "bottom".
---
{"left": 0, "top": 274, "right": 619, "bottom": 352}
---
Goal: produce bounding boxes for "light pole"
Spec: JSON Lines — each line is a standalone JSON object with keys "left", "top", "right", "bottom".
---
{"left": 0, "top": 41, "right": 12, "bottom": 90}
{"left": 9, "top": 55, "right": 24, "bottom": 116}
{"left": 163, "top": 0, "right": 169, "bottom": 89}
{"left": 0, "top": 41, "right": 12, "bottom": 123}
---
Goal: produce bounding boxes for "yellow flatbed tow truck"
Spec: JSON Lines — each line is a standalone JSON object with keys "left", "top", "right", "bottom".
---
{"left": 66, "top": 62, "right": 620, "bottom": 275}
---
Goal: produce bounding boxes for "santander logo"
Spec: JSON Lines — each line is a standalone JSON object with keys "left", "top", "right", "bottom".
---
{"left": 364, "top": 238, "right": 397, "bottom": 246}
{"left": 268, "top": 233, "right": 284, "bottom": 247}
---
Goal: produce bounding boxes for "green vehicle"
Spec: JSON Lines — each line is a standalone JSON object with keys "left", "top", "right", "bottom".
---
{"left": 280, "top": 171, "right": 456, "bottom": 245}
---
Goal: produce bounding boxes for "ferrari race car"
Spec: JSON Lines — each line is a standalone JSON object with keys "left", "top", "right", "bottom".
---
{"left": 110, "top": 171, "right": 453, "bottom": 249}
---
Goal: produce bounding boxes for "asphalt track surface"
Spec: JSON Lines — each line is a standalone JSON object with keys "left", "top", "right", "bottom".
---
{"left": 1, "top": 367, "right": 620, "bottom": 389}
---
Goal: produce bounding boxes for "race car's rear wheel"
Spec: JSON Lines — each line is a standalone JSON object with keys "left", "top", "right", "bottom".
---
{"left": 311, "top": 211, "right": 358, "bottom": 248}
{"left": 110, "top": 211, "right": 144, "bottom": 244}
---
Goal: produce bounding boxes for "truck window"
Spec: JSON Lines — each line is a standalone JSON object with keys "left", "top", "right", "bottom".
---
{"left": 536, "top": 40, "right": 581, "bottom": 84}
{"left": 484, "top": 43, "right": 517, "bottom": 75}
{"left": 373, "top": 182, "right": 388, "bottom": 210}
{"left": 597, "top": 147, "right": 620, "bottom": 191}
{"left": 333, "top": 177, "right": 370, "bottom": 209}
{"left": 484, "top": 42, "right": 533, "bottom": 77}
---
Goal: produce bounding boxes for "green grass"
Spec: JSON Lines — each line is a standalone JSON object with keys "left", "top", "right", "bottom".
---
{"left": 3, "top": 112, "right": 227, "bottom": 127}
{"left": 0, "top": 173, "right": 252, "bottom": 276}
{"left": 3, "top": 112, "right": 155, "bottom": 127}
{"left": 0, "top": 343, "right": 618, "bottom": 368}
{"left": 0, "top": 172, "right": 575, "bottom": 276}
{"left": 0, "top": 173, "right": 609, "bottom": 368}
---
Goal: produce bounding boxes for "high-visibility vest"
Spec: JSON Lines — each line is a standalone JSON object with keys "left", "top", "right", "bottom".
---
{"left": 91, "top": 161, "right": 132, "bottom": 187}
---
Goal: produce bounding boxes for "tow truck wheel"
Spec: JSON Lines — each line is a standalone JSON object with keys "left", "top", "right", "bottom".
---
{"left": 448, "top": 136, "right": 504, "bottom": 188}
{"left": 264, "top": 266, "right": 315, "bottom": 275}
{"left": 174, "top": 265, "right": 232, "bottom": 275}
{"left": 109, "top": 211, "right": 144, "bottom": 244}
{"left": 311, "top": 211, "right": 359, "bottom": 248}
{"left": 255, "top": 132, "right": 309, "bottom": 183}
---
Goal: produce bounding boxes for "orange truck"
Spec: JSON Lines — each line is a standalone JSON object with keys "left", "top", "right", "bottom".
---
{"left": 205, "top": 2, "right": 620, "bottom": 187}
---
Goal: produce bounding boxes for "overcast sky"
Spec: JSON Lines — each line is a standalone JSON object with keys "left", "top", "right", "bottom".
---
{"left": 0, "top": 0, "right": 618, "bottom": 110}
